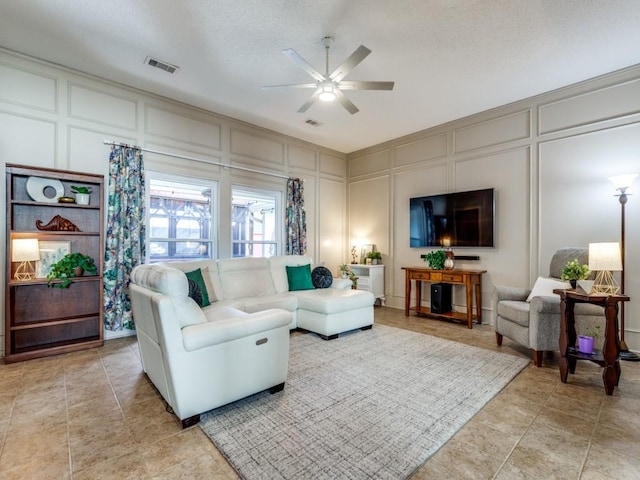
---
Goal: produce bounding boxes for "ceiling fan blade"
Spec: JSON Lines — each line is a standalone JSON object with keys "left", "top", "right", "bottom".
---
{"left": 335, "top": 89, "right": 359, "bottom": 115}
{"left": 329, "top": 45, "right": 371, "bottom": 82}
{"left": 282, "top": 49, "right": 326, "bottom": 82}
{"left": 297, "top": 89, "right": 321, "bottom": 113}
{"left": 338, "top": 81, "right": 395, "bottom": 91}
{"left": 261, "top": 83, "right": 318, "bottom": 89}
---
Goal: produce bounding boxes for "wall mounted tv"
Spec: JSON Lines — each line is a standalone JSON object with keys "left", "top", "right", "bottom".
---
{"left": 410, "top": 188, "right": 495, "bottom": 248}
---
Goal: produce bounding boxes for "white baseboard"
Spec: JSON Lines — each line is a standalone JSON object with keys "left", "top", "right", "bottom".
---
{"left": 104, "top": 328, "right": 136, "bottom": 340}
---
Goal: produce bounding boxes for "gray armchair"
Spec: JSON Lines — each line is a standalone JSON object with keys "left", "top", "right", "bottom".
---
{"left": 493, "top": 247, "right": 604, "bottom": 366}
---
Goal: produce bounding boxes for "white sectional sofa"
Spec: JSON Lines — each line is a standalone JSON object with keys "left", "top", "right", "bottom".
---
{"left": 129, "top": 255, "right": 375, "bottom": 427}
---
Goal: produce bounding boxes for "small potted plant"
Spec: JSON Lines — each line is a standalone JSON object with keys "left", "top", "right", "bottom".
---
{"left": 71, "top": 185, "right": 92, "bottom": 205}
{"left": 423, "top": 249, "right": 447, "bottom": 270}
{"left": 339, "top": 263, "right": 350, "bottom": 279}
{"left": 366, "top": 251, "right": 382, "bottom": 265}
{"left": 348, "top": 270, "right": 358, "bottom": 290}
{"left": 561, "top": 259, "right": 590, "bottom": 289}
{"left": 47, "top": 253, "right": 97, "bottom": 288}
{"left": 577, "top": 325, "right": 600, "bottom": 355}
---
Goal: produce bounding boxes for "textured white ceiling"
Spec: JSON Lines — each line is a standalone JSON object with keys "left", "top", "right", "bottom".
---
{"left": 1, "top": 0, "right": 640, "bottom": 153}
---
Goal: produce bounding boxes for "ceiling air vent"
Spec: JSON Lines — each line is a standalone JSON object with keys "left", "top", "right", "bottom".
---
{"left": 304, "top": 118, "right": 323, "bottom": 127}
{"left": 145, "top": 56, "right": 179, "bottom": 74}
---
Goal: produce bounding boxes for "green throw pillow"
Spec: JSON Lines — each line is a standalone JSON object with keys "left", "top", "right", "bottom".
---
{"left": 185, "top": 268, "right": 211, "bottom": 307}
{"left": 286, "top": 264, "right": 315, "bottom": 291}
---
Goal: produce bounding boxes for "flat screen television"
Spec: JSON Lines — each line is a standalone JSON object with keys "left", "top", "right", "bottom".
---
{"left": 410, "top": 188, "right": 495, "bottom": 248}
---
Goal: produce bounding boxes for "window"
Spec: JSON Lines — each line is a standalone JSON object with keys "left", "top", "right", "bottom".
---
{"left": 232, "top": 186, "right": 280, "bottom": 258}
{"left": 146, "top": 173, "right": 216, "bottom": 262}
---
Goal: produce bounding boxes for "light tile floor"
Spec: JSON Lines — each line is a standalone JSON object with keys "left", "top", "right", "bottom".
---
{"left": 0, "top": 306, "right": 639, "bottom": 479}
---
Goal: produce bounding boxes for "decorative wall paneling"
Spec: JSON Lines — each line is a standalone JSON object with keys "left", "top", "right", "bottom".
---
{"left": 0, "top": 61, "right": 57, "bottom": 112}
{"left": 68, "top": 83, "right": 138, "bottom": 131}
{"left": 394, "top": 134, "right": 448, "bottom": 167}
{"left": 347, "top": 63, "right": 640, "bottom": 351}
{"left": 453, "top": 110, "right": 531, "bottom": 154}
{"left": 349, "top": 149, "right": 392, "bottom": 178}
{"left": 0, "top": 48, "right": 346, "bottom": 354}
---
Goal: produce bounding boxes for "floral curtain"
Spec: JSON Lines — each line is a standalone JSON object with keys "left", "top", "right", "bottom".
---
{"left": 103, "top": 145, "right": 145, "bottom": 331}
{"left": 285, "top": 178, "right": 307, "bottom": 255}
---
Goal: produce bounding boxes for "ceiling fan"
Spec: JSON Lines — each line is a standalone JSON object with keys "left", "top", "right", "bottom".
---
{"left": 263, "top": 36, "right": 395, "bottom": 115}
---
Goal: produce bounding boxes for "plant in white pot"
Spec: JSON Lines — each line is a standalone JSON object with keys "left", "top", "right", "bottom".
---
{"left": 71, "top": 185, "right": 92, "bottom": 205}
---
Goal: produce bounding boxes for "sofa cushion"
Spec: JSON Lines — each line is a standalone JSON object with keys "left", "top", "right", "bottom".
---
{"left": 185, "top": 268, "right": 211, "bottom": 307}
{"left": 130, "top": 264, "right": 206, "bottom": 328}
{"left": 159, "top": 260, "right": 221, "bottom": 302}
{"left": 497, "top": 300, "right": 531, "bottom": 327}
{"left": 243, "top": 292, "right": 298, "bottom": 313}
{"left": 526, "top": 277, "right": 570, "bottom": 302}
{"left": 311, "top": 266, "right": 333, "bottom": 289}
{"left": 269, "top": 255, "right": 314, "bottom": 293}
{"left": 294, "top": 288, "right": 374, "bottom": 314}
{"left": 218, "top": 257, "right": 275, "bottom": 299}
{"left": 286, "top": 264, "right": 315, "bottom": 291}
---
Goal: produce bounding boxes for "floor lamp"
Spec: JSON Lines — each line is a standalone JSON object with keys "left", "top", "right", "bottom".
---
{"left": 609, "top": 173, "right": 640, "bottom": 361}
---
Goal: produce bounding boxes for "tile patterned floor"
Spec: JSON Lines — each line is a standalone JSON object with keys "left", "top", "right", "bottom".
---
{"left": 0, "top": 306, "right": 639, "bottom": 479}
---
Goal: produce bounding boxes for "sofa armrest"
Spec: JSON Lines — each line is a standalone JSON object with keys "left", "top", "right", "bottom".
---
{"left": 181, "top": 308, "right": 291, "bottom": 352}
{"left": 529, "top": 295, "right": 561, "bottom": 313}
{"left": 332, "top": 278, "right": 353, "bottom": 290}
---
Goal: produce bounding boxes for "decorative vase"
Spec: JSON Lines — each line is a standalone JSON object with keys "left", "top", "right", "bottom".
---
{"left": 570, "top": 279, "right": 577, "bottom": 289}
{"left": 372, "top": 259, "right": 378, "bottom": 265}
{"left": 444, "top": 257, "right": 455, "bottom": 270}
{"left": 74, "top": 266, "right": 84, "bottom": 277}
{"left": 577, "top": 335, "right": 595, "bottom": 354}
{"left": 341, "top": 273, "right": 348, "bottom": 279}
{"left": 75, "top": 193, "right": 90, "bottom": 205}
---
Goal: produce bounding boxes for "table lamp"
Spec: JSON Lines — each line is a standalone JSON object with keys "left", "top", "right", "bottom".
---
{"left": 588, "top": 242, "right": 622, "bottom": 295}
{"left": 12, "top": 238, "right": 40, "bottom": 280}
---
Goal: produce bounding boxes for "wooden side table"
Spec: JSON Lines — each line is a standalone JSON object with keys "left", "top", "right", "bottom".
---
{"left": 554, "top": 289, "right": 629, "bottom": 395}
{"left": 403, "top": 267, "right": 486, "bottom": 329}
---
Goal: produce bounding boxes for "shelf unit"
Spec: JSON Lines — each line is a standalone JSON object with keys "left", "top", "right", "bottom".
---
{"left": 5, "top": 164, "right": 104, "bottom": 363}
{"left": 351, "top": 264, "right": 385, "bottom": 305}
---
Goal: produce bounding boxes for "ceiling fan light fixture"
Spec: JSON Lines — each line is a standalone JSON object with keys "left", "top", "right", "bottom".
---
{"left": 318, "top": 85, "right": 336, "bottom": 102}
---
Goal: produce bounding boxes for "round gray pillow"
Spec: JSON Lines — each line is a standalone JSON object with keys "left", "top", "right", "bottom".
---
{"left": 311, "top": 266, "right": 333, "bottom": 289}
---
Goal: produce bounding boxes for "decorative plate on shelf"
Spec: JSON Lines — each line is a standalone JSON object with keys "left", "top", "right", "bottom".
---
{"left": 26, "top": 176, "right": 64, "bottom": 203}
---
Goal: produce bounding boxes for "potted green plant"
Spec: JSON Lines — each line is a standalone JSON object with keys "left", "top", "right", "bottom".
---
{"left": 348, "top": 270, "right": 358, "bottom": 290}
{"left": 423, "top": 249, "right": 447, "bottom": 270}
{"left": 47, "top": 253, "right": 97, "bottom": 288}
{"left": 366, "top": 251, "right": 382, "bottom": 265}
{"left": 71, "top": 185, "right": 92, "bottom": 205}
{"left": 339, "top": 263, "right": 350, "bottom": 279}
{"left": 561, "top": 259, "right": 590, "bottom": 289}
{"left": 577, "top": 325, "right": 600, "bottom": 354}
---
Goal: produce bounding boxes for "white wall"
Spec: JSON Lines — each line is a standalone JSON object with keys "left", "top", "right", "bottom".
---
{"left": 0, "top": 49, "right": 347, "bottom": 354}
{"left": 347, "top": 65, "right": 640, "bottom": 352}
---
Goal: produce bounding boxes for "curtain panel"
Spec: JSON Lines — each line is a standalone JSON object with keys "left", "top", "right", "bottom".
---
{"left": 103, "top": 146, "right": 146, "bottom": 331}
{"left": 285, "top": 178, "right": 307, "bottom": 255}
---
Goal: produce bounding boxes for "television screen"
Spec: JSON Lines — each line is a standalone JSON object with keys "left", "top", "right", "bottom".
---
{"left": 410, "top": 188, "right": 495, "bottom": 248}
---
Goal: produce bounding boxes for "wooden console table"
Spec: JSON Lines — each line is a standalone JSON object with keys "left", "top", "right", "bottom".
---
{"left": 403, "top": 267, "right": 486, "bottom": 329}
{"left": 555, "top": 289, "right": 629, "bottom": 396}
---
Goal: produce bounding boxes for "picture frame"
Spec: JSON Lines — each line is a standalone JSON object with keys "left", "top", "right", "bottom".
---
{"left": 36, "top": 241, "right": 70, "bottom": 278}
{"left": 360, "top": 244, "right": 374, "bottom": 264}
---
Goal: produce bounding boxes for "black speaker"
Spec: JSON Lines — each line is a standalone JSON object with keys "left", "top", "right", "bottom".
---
{"left": 431, "top": 283, "right": 452, "bottom": 314}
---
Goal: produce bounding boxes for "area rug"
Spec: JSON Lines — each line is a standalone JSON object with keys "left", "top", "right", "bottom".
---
{"left": 200, "top": 324, "right": 529, "bottom": 479}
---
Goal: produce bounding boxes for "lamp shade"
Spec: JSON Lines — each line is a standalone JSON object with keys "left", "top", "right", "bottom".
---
{"left": 588, "top": 242, "right": 622, "bottom": 271}
{"left": 11, "top": 238, "right": 40, "bottom": 262}
{"left": 609, "top": 173, "right": 638, "bottom": 191}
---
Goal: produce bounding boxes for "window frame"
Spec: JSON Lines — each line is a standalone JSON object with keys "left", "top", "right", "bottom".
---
{"left": 231, "top": 184, "right": 282, "bottom": 258}
{"left": 145, "top": 171, "right": 218, "bottom": 263}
